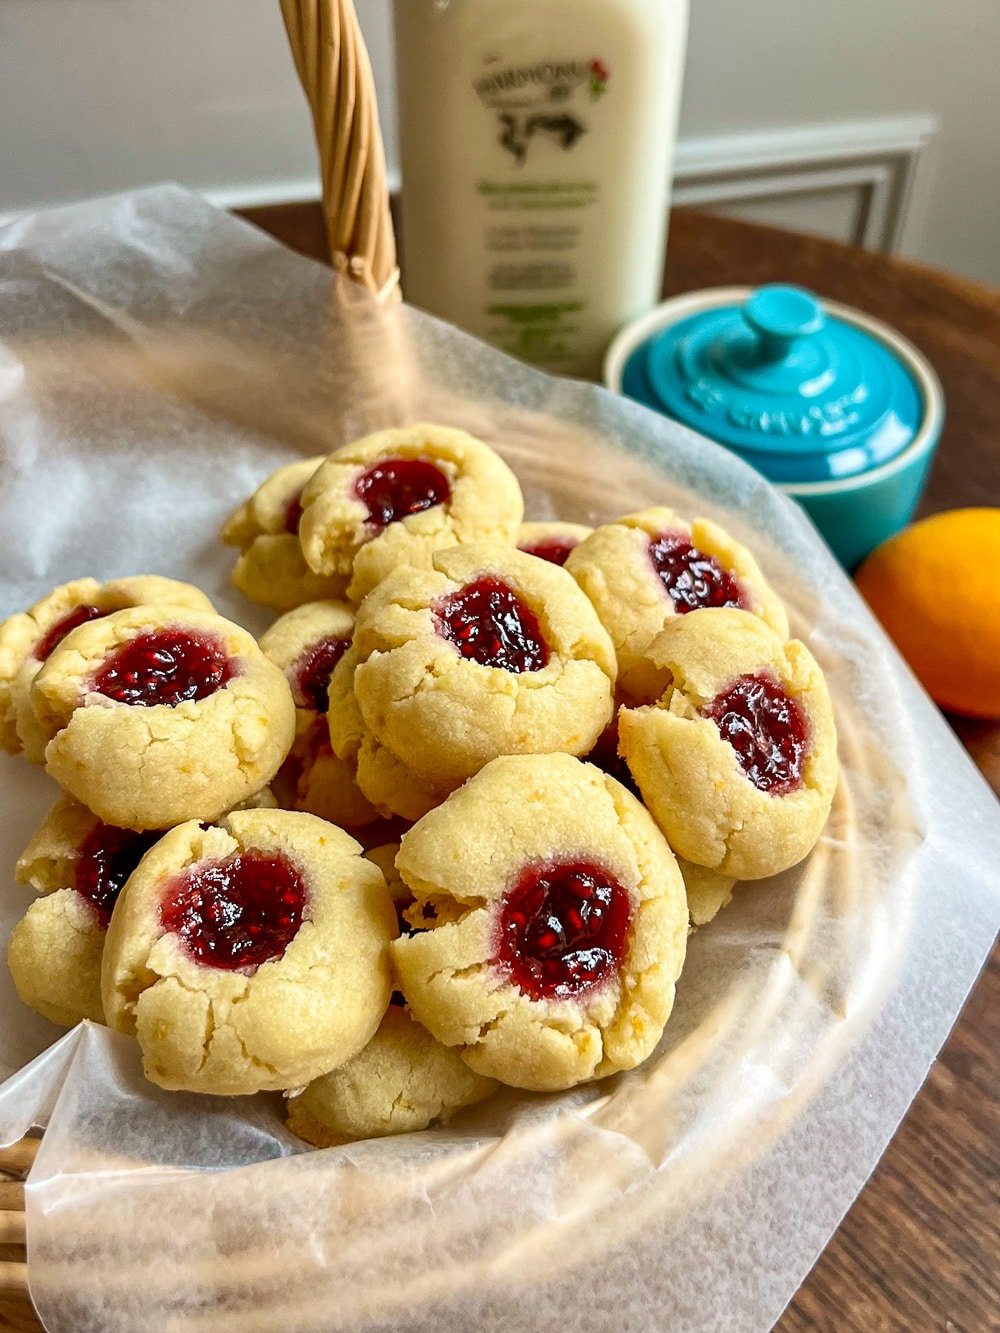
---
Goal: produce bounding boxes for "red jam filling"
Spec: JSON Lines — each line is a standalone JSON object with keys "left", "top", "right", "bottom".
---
{"left": 34, "top": 604, "right": 106, "bottom": 661}
{"left": 159, "top": 850, "right": 306, "bottom": 971}
{"left": 92, "top": 629, "right": 235, "bottom": 707}
{"left": 518, "top": 537, "right": 578, "bottom": 567}
{"left": 586, "top": 719, "right": 639, "bottom": 798}
{"left": 494, "top": 860, "right": 632, "bottom": 1002}
{"left": 76, "top": 824, "right": 161, "bottom": 929}
{"left": 290, "top": 636, "right": 349, "bottom": 712}
{"left": 648, "top": 532, "right": 748, "bottom": 614}
{"left": 283, "top": 489, "right": 305, "bottom": 533}
{"left": 703, "top": 671, "right": 808, "bottom": 795}
{"left": 436, "top": 576, "right": 549, "bottom": 672}
{"left": 353, "top": 457, "right": 451, "bottom": 529}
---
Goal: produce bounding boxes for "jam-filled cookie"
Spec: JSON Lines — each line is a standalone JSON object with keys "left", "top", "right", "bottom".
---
{"left": 285, "top": 844, "right": 496, "bottom": 1144}
{"left": 344, "top": 545, "right": 616, "bottom": 797}
{"left": 8, "top": 796, "right": 162, "bottom": 1026}
{"left": 392, "top": 753, "right": 688, "bottom": 1092}
{"left": 286, "top": 1005, "right": 497, "bottom": 1145}
{"left": 101, "top": 809, "right": 397, "bottom": 1095}
{"left": 7, "top": 790, "right": 275, "bottom": 1028}
{"left": 566, "top": 508, "right": 789, "bottom": 702}
{"left": 221, "top": 457, "right": 349, "bottom": 611}
{"left": 517, "top": 521, "right": 592, "bottom": 567}
{"left": 260, "top": 602, "right": 379, "bottom": 828}
{"left": 618, "top": 609, "right": 837, "bottom": 881}
{"left": 0, "top": 575, "right": 214, "bottom": 761}
{"left": 31, "top": 605, "right": 295, "bottom": 830}
{"left": 298, "top": 424, "right": 524, "bottom": 603}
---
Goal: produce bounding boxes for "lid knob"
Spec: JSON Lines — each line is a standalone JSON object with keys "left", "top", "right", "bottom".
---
{"left": 744, "top": 285, "right": 825, "bottom": 363}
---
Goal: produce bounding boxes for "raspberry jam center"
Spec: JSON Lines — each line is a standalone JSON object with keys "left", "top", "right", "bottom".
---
{"left": 76, "top": 824, "right": 161, "bottom": 929}
{"left": 353, "top": 457, "right": 451, "bottom": 529}
{"left": 518, "top": 537, "right": 578, "bottom": 567}
{"left": 436, "top": 576, "right": 549, "bottom": 672}
{"left": 495, "top": 861, "right": 632, "bottom": 1001}
{"left": 35, "top": 604, "right": 105, "bottom": 661}
{"left": 291, "top": 636, "right": 349, "bottom": 712}
{"left": 703, "top": 672, "right": 808, "bottom": 794}
{"left": 159, "top": 851, "right": 306, "bottom": 971}
{"left": 648, "top": 532, "right": 748, "bottom": 614}
{"left": 92, "top": 629, "right": 235, "bottom": 707}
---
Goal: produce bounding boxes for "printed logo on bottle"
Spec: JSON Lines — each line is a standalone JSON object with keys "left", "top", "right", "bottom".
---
{"left": 474, "top": 57, "right": 610, "bottom": 163}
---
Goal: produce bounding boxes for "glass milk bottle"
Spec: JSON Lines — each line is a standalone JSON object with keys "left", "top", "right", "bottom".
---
{"left": 393, "top": 0, "right": 689, "bottom": 379}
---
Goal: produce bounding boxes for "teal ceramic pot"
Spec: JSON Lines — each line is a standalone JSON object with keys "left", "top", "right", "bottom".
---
{"left": 604, "top": 285, "right": 945, "bottom": 569}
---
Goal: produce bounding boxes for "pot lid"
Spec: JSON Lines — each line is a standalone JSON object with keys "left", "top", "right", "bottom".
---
{"left": 618, "top": 285, "right": 925, "bottom": 483}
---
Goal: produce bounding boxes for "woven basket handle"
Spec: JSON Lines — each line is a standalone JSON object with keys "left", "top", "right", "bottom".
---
{"left": 279, "top": 0, "right": 399, "bottom": 299}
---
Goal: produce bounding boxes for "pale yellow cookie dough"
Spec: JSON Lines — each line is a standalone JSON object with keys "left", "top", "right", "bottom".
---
{"left": 32, "top": 605, "right": 295, "bottom": 830}
{"left": 363, "top": 842, "right": 407, "bottom": 905}
{"left": 348, "top": 544, "right": 616, "bottom": 792}
{"left": 259, "top": 601, "right": 356, "bottom": 700}
{"left": 0, "top": 575, "right": 214, "bottom": 761}
{"left": 101, "top": 808, "right": 397, "bottom": 1095}
{"left": 517, "top": 521, "right": 593, "bottom": 564}
{"left": 9, "top": 794, "right": 153, "bottom": 1026}
{"left": 260, "top": 601, "right": 379, "bottom": 828}
{"left": 618, "top": 609, "right": 838, "bottom": 881}
{"left": 15, "top": 792, "right": 98, "bottom": 893}
{"left": 285, "top": 1006, "right": 497, "bottom": 1145}
{"left": 566, "top": 508, "right": 789, "bottom": 702}
{"left": 285, "top": 843, "right": 496, "bottom": 1142}
{"left": 392, "top": 753, "right": 689, "bottom": 1092}
{"left": 328, "top": 643, "right": 483, "bottom": 823}
{"left": 8, "top": 891, "right": 107, "bottom": 1027}
{"left": 297, "top": 424, "right": 524, "bottom": 603}
{"left": 678, "top": 860, "right": 738, "bottom": 927}
{"left": 221, "top": 457, "right": 349, "bottom": 611}
{"left": 282, "top": 716, "right": 382, "bottom": 828}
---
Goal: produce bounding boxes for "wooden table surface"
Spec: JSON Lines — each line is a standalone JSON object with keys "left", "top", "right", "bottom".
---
{"left": 238, "top": 201, "right": 999, "bottom": 1332}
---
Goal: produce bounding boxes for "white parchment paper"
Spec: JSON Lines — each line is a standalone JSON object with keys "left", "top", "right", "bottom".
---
{"left": 0, "top": 186, "right": 997, "bottom": 1332}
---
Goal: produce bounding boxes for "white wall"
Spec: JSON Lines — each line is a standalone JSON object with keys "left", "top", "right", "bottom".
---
{"left": 1, "top": 0, "right": 997, "bottom": 283}
{"left": 680, "top": 0, "right": 1000, "bottom": 283}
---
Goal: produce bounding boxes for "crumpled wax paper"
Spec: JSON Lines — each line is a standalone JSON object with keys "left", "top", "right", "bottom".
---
{"left": 0, "top": 185, "right": 996, "bottom": 1333}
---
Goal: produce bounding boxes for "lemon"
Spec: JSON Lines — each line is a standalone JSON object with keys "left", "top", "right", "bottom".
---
{"left": 854, "top": 508, "right": 1000, "bottom": 719}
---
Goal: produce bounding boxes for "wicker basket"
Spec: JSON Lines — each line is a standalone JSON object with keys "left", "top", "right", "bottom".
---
{"left": 1, "top": 1, "right": 395, "bottom": 1325}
